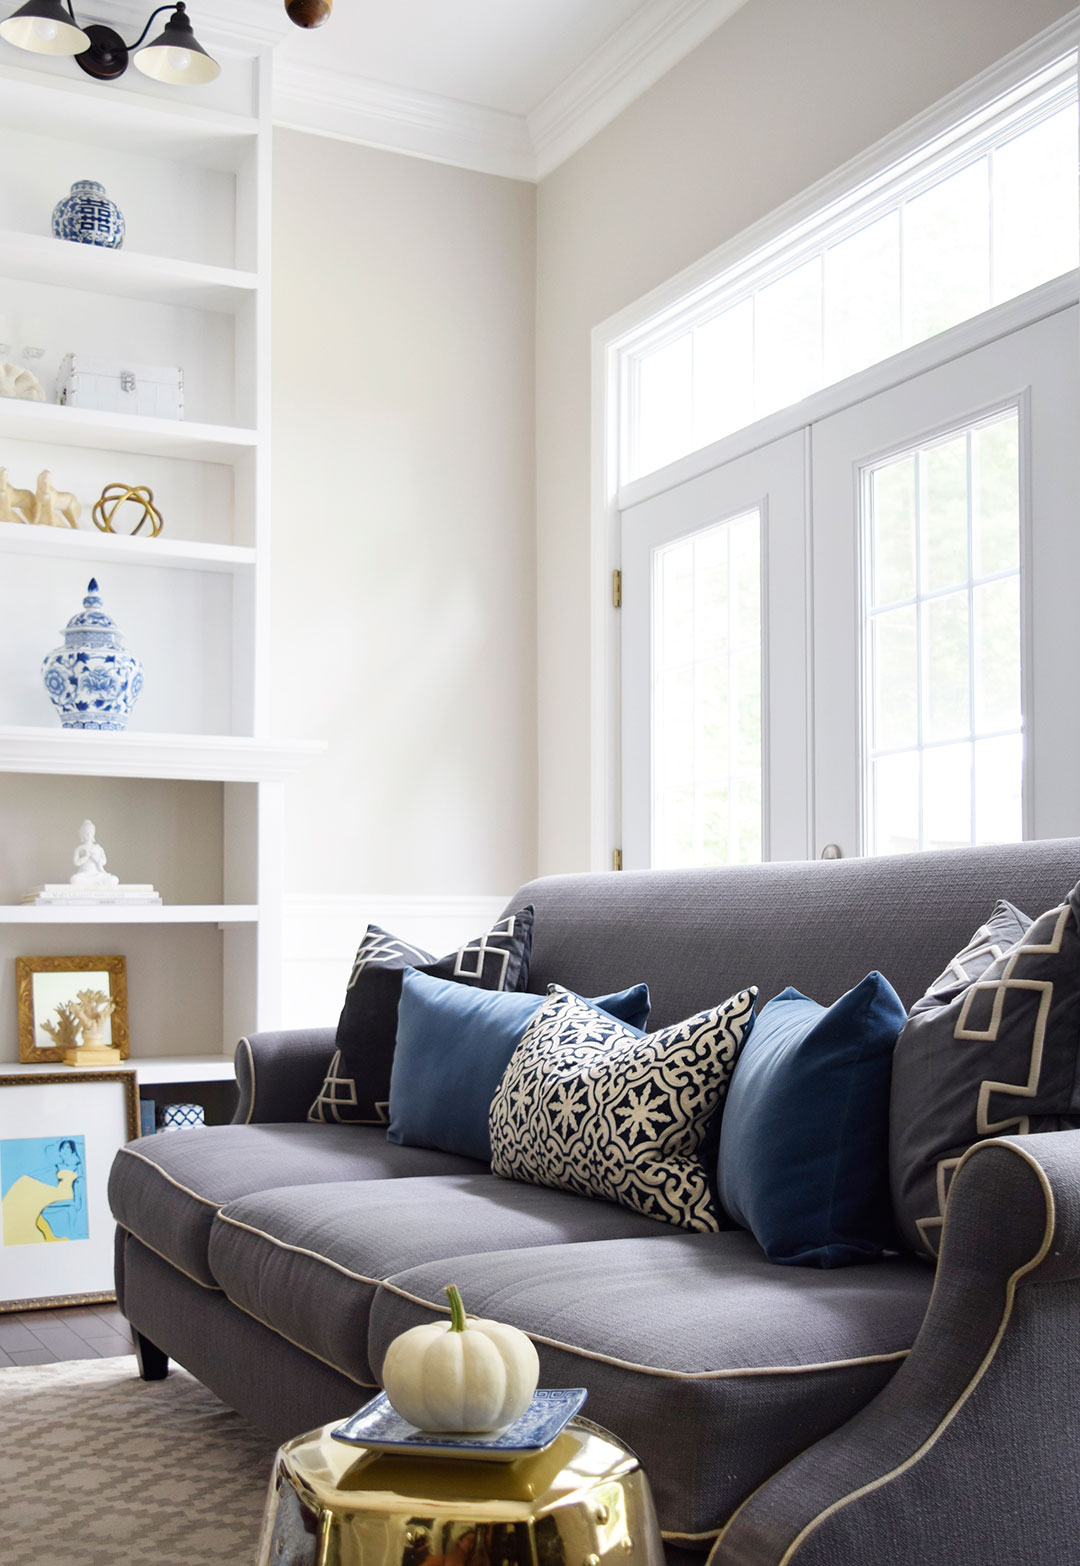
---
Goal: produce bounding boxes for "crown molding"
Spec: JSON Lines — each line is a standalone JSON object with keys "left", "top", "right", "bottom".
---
{"left": 528, "top": 0, "right": 750, "bottom": 177}
{"left": 78, "top": 0, "right": 749, "bottom": 178}
{"left": 272, "top": 0, "right": 749, "bottom": 181}
{"left": 273, "top": 60, "right": 535, "bottom": 180}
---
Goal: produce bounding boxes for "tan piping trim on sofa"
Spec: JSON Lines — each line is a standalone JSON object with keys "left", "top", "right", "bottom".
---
{"left": 122, "top": 1227, "right": 222, "bottom": 1292}
{"left": 662, "top": 1527, "right": 721, "bottom": 1543}
{"left": 118, "top": 1145, "right": 224, "bottom": 1206}
{"left": 707, "top": 1138, "right": 1056, "bottom": 1566}
{"left": 239, "top": 1036, "right": 255, "bottom": 1124}
{"left": 377, "top": 1281, "right": 912, "bottom": 1382}
{"left": 224, "top": 1291, "right": 378, "bottom": 1389}
{"left": 214, "top": 1212, "right": 384, "bottom": 1288}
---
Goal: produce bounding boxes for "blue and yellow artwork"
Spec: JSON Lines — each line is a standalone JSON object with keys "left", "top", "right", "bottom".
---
{"left": 0, "top": 1136, "right": 88, "bottom": 1246}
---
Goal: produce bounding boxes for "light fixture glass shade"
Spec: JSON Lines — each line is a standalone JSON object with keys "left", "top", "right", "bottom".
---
{"left": 133, "top": 3, "right": 218, "bottom": 84}
{"left": 0, "top": 0, "right": 90, "bottom": 55}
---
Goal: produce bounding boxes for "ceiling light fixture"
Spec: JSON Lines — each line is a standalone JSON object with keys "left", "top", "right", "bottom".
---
{"left": 0, "top": 0, "right": 219, "bottom": 84}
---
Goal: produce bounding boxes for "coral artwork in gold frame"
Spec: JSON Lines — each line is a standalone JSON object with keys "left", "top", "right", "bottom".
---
{"left": 16, "top": 956, "right": 129, "bottom": 1065}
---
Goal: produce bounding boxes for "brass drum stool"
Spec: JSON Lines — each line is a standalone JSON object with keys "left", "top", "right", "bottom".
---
{"left": 257, "top": 1416, "right": 664, "bottom": 1566}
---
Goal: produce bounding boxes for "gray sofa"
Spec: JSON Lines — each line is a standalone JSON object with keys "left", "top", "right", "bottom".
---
{"left": 109, "top": 839, "right": 1080, "bottom": 1564}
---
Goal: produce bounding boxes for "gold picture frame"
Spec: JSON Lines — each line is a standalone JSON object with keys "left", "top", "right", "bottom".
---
{"left": 16, "top": 955, "right": 130, "bottom": 1065}
{"left": 0, "top": 1070, "right": 139, "bottom": 1311}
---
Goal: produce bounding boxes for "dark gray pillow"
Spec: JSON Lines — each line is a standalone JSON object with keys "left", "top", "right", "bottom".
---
{"left": 890, "top": 889, "right": 1080, "bottom": 1259}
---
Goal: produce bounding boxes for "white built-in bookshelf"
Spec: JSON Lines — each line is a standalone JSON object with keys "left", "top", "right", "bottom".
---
{"left": 0, "top": 22, "right": 318, "bottom": 1104}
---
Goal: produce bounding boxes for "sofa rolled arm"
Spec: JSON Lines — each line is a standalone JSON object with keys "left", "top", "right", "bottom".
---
{"left": 711, "top": 1129, "right": 1080, "bottom": 1565}
{"left": 232, "top": 1027, "right": 337, "bottom": 1124}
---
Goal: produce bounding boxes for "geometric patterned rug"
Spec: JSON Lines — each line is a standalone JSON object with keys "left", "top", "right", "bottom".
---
{"left": 0, "top": 1358, "right": 278, "bottom": 1565}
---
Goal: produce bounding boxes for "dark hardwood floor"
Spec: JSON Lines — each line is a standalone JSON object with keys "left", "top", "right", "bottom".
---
{"left": 0, "top": 1303, "right": 133, "bottom": 1366}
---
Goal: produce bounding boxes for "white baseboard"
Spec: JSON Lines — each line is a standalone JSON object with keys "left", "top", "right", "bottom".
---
{"left": 282, "top": 893, "right": 510, "bottom": 1029}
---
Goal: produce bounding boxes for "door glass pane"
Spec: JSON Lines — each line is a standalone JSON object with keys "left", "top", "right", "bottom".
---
{"left": 653, "top": 509, "right": 761, "bottom": 866}
{"left": 870, "top": 456, "right": 917, "bottom": 606}
{"left": 863, "top": 408, "right": 1022, "bottom": 852}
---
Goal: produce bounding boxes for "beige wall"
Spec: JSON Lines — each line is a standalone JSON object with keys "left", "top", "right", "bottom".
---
{"left": 535, "top": 0, "right": 1075, "bottom": 875}
{"left": 272, "top": 130, "right": 537, "bottom": 896}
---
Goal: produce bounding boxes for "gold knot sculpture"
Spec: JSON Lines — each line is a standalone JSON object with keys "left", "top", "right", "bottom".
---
{"left": 93, "top": 484, "right": 163, "bottom": 537}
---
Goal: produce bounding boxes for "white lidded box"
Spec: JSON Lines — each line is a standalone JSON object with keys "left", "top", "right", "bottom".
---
{"left": 57, "top": 353, "right": 184, "bottom": 421}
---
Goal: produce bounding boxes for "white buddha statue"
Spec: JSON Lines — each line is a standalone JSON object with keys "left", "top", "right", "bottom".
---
{"left": 71, "top": 819, "right": 119, "bottom": 888}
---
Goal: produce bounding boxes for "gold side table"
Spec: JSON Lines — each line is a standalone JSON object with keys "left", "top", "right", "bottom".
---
{"left": 257, "top": 1415, "right": 664, "bottom": 1566}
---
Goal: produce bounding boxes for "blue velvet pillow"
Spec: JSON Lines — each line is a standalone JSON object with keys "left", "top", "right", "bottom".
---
{"left": 716, "top": 973, "right": 906, "bottom": 1268}
{"left": 387, "top": 969, "right": 651, "bottom": 1163}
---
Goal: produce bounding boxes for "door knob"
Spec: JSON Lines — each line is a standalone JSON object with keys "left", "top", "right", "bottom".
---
{"left": 820, "top": 843, "right": 843, "bottom": 860}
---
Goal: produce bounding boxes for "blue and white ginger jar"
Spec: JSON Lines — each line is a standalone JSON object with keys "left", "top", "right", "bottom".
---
{"left": 52, "top": 180, "right": 125, "bottom": 250}
{"left": 42, "top": 579, "right": 143, "bottom": 731}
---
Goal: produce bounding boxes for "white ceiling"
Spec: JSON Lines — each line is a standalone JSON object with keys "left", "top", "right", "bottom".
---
{"left": 276, "top": 0, "right": 649, "bottom": 119}
{"left": 271, "top": 0, "right": 750, "bottom": 181}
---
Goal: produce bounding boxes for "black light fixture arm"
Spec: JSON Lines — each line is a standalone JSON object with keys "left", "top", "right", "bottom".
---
{"left": 70, "top": 1, "right": 190, "bottom": 81}
{"left": 117, "top": 2, "right": 182, "bottom": 52}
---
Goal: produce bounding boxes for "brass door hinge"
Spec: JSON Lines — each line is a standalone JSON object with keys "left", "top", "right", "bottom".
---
{"left": 612, "top": 569, "right": 622, "bottom": 609}
{"left": 612, "top": 848, "right": 623, "bottom": 871}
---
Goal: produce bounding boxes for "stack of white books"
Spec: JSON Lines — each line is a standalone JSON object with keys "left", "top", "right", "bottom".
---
{"left": 23, "top": 884, "right": 162, "bottom": 906}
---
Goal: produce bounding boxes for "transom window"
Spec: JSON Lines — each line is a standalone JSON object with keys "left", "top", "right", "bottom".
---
{"left": 625, "top": 56, "right": 1078, "bottom": 483}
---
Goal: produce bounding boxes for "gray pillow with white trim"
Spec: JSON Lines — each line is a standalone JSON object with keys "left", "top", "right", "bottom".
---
{"left": 890, "top": 888, "right": 1080, "bottom": 1259}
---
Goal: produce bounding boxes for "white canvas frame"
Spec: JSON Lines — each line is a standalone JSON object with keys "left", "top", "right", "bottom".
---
{"left": 0, "top": 1071, "right": 139, "bottom": 1312}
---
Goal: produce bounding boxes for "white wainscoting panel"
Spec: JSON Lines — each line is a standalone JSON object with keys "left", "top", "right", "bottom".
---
{"left": 282, "top": 893, "right": 510, "bottom": 1029}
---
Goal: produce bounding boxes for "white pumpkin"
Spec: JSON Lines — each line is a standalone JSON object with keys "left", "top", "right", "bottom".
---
{"left": 381, "top": 1284, "right": 540, "bottom": 1433}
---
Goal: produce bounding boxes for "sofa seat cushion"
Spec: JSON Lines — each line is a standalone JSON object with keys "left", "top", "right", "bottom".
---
{"left": 108, "top": 1123, "right": 487, "bottom": 1288}
{"left": 207, "top": 1173, "right": 672, "bottom": 1386}
{"left": 368, "top": 1232, "right": 933, "bottom": 1541}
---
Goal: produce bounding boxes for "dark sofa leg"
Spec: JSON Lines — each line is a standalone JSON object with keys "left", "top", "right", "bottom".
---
{"left": 134, "top": 1330, "right": 169, "bottom": 1381}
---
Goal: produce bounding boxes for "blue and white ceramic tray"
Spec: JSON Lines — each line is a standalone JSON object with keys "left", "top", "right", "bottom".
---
{"left": 331, "top": 1388, "right": 588, "bottom": 1463}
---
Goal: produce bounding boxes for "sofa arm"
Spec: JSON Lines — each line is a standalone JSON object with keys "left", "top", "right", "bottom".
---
{"left": 232, "top": 1027, "right": 337, "bottom": 1124}
{"left": 711, "top": 1129, "right": 1080, "bottom": 1565}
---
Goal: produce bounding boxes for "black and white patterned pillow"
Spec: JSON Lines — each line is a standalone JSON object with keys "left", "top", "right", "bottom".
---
{"left": 489, "top": 985, "right": 757, "bottom": 1233}
{"left": 308, "top": 908, "right": 533, "bottom": 1125}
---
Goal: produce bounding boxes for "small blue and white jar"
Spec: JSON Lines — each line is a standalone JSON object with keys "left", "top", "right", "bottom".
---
{"left": 42, "top": 579, "right": 143, "bottom": 731}
{"left": 52, "top": 180, "right": 125, "bottom": 250}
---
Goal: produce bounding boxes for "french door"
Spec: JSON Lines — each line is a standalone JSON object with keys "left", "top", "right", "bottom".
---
{"left": 620, "top": 304, "right": 1080, "bottom": 866}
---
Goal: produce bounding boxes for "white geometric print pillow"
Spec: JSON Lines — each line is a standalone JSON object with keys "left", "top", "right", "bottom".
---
{"left": 890, "top": 886, "right": 1080, "bottom": 1259}
{"left": 489, "top": 984, "right": 757, "bottom": 1233}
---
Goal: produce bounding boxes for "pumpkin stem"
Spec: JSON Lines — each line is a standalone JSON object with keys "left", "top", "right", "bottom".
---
{"left": 445, "top": 1283, "right": 467, "bottom": 1333}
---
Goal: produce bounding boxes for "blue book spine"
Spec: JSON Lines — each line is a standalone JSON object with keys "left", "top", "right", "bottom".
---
{"left": 139, "top": 1098, "right": 157, "bottom": 1138}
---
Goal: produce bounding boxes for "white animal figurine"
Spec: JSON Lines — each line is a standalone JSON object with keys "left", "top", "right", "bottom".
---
{"left": 0, "top": 466, "right": 35, "bottom": 524}
{"left": 0, "top": 359, "right": 44, "bottom": 401}
{"left": 30, "top": 470, "right": 80, "bottom": 528}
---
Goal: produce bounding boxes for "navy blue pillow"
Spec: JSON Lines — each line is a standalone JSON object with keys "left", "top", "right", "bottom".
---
{"left": 716, "top": 973, "right": 906, "bottom": 1268}
{"left": 387, "top": 969, "right": 651, "bottom": 1163}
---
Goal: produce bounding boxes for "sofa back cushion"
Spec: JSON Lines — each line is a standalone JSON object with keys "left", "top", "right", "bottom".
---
{"left": 507, "top": 840, "right": 1080, "bottom": 1029}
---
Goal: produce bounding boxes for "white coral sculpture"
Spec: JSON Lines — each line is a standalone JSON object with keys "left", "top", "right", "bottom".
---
{"left": 68, "top": 989, "right": 117, "bottom": 1048}
{"left": 40, "top": 1001, "right": 82, "bottom": 1052}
